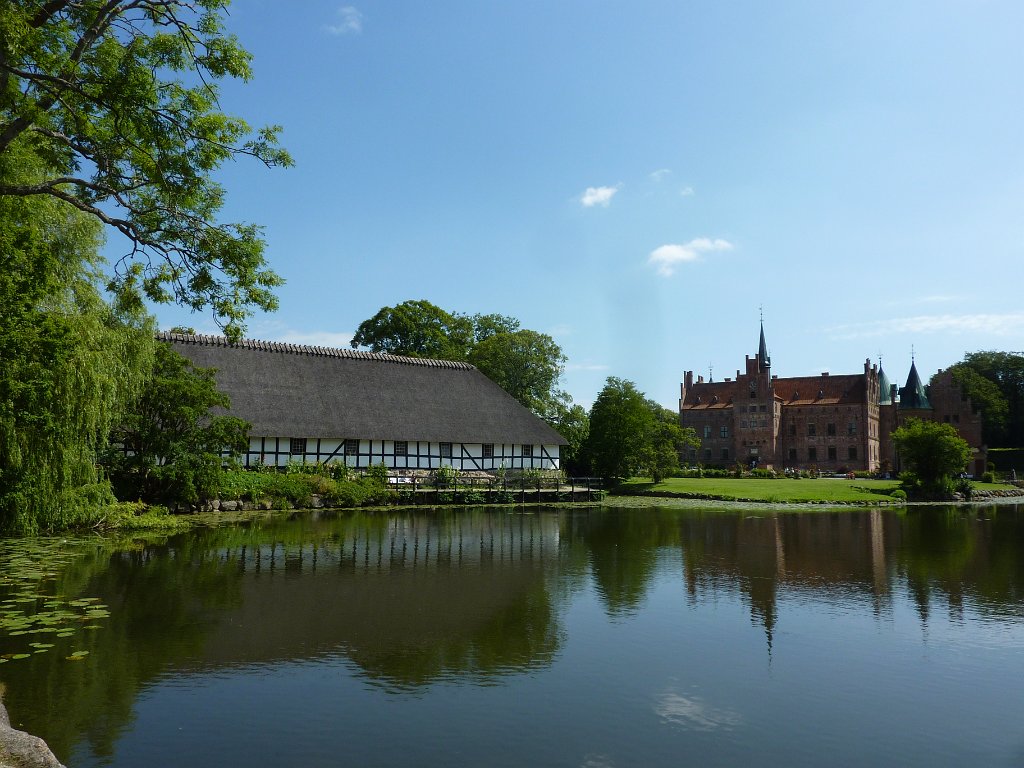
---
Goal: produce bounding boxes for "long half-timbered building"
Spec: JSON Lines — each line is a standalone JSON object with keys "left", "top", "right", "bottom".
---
{"left": 162, "top": 332, "right": 567, "bottom": 471}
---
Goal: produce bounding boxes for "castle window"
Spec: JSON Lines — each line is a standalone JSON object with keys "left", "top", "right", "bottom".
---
{"left": 828, "top": 446, "right": 837, "bottom": 461}
{"left": 704, "top": 425, "right": 712, "bottom": 438}
{"left": 849, "top": 446, "right": 858, "bottom": 460}
{"left": 788, "top": 448, "right": 797, "bottom": 461}
{"left": 808, "top": 447, "right": 817, "bottom": 461}
{"left": 808, "top": 423, "right": 817, "bottom": 436}
{"left": 827, "top": 423, "right": 836, "bottom": 436}
{"left": 953, "top": 414, "right": 960, "bottom": 424}
{"left": 759, "top": 405, "right": 767, "bottom": 412}
{"left": 290, "top": 438, "right": 306, "bottom": 456}
{"left": 722, "top": 449, "right": 730, "bottom": 460}
{"left": 704, "top": 449, "right": 712, "bottom": 459}
{"left": 944, "top": 415, "right": 950, "bottom": 423}
{"left": 848, "top": 421, "right": 857, "bottom": 436}
{"left": 789, "top": 424, "right": 796, "bottom": 436}
{"left": 720, "top": 425, "right": 729, "bottom": 438}
{"left": 741, "top": 420, "right": 748, "bottom": 429}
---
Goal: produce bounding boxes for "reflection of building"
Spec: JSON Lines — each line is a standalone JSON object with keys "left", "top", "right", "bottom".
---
{"left": 679, "top": 324, "right": 986, "bottom": 474}
{"left": 163, "top": 332, "right": 566, "bottom": 471}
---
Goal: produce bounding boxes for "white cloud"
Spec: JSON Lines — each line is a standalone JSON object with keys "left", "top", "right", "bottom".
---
{"left": 654, "top": 691, "right": 742, "bottom": 731}
{"left": 825, "top": 313, "right": 1024, "bottom": 340}
{"left": 325, "top": 6, "right": 363, "bottom": 35}
{"left": 679, "top": 186, "right": 695, "bottom": 197}
{"left": 649, "top": 168, "right": 672, "bottom": 182}
{"left": 565, "top": 362, "right": 610, "bottom": 372}
{"left": 648, "top": 238, "right": 733, "bottom": 277}
{"left": 885, "top": 294, "right": 963, "bottom": 307}
{"left": 580, "top": 185, "right": 619, "bottom": 208}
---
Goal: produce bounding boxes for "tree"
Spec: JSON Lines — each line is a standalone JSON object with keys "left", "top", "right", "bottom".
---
{"left": 352, "top": 301, "right": 572, "bottom": 420}
{"left": 0, "top": 0, "right": 291, "bottom": 339}
{"left": 0, "top": 179, "right": 153, "bottom": 533}
{"left": 943, "top": 364, "right": 1009, "bottom": 446}
{"left": 552, "top": 404, "right": 590, "bottom": 476}
{"left": 893, "top": 418, "right": 972, "bottom": 498}
{"left": 102, "top": 342, "right": 249, "bottom": 503}
{"left": 643, "top": 401, "right": 699, "bottom": 482}
{"left": 468, "top": 329, "right": 568, "bottom": 420}
{"left": 351, "top": 300, "right": 473, "bottom": 360}
{"left": 948, "top": 352, "right": 1024, "bottom": 447}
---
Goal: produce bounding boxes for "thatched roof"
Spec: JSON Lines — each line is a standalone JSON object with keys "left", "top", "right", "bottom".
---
{"left": 160, "top": 332, "right": 566, "bottom": 445}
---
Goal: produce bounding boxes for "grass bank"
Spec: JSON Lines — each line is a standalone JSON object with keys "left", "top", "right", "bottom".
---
{"left": 615, "top": 477, "right": 1017, "bottom": 504}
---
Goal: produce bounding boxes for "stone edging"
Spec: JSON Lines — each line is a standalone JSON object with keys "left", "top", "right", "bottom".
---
{"left": 0, "top": 696, "right": 64, "bottom": 768}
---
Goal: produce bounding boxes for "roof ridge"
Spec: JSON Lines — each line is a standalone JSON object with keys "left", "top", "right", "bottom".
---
{"left": 156, "top": 331, "right": 477, "bottom": 370}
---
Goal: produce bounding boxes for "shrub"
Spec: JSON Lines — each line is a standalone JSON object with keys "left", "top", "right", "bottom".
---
{"left": 981, "top": 471, "right": 996, "bottom": 483}
{"left": 889, "top": 489, "right": 907, "bottom": 501}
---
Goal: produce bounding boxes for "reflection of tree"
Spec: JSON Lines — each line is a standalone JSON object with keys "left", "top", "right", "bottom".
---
{"left": 0, "top": 534, "right": 247, "bottom": 762}
{"left": 578, "top": 509, "right": 682, "bottom": 617}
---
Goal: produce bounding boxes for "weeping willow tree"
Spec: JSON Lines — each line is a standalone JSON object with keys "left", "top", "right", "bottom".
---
{"left": 0, "top": 151, "right": 154, "bottom": 533}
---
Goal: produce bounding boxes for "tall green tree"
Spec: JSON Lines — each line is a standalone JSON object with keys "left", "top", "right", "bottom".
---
{"left": 468, "top": 329, "right": 568, "bottom": 420}
{"left": 102, "top": 343, "right": 249, "bottom": 503}
{"left": 947, "top": 352, "right": 1024, "bottom": 447}
{"left": 0, "top": 177, "right": 153, "bottom": 533}
{"left": 893, "top": 418, "right": 972, "bottom": 498}
{"left": 942, "top": 363, "right": 1010, "bottom": 446}
{"left": 351, "top": 300, "right": 474, "bottom": 360}
{"left": 353, "top": 301, "right": 572, "bottom": 421}
{"left": 552, "top": 404, "right": 590, "bottom": 476}
{"left": 0, "top": 0, "right": 291, "bottom": 338}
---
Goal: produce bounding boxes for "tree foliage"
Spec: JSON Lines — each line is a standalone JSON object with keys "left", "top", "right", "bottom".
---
{"left": 943, "top": 363, "right": 1009, "bottom": 446}
{"left": 0, "top": 179, "right": 153, "bottom": 533}
{"left": 351, "top": 300, "right": 473, "bottom": 360}
{"left": 102, "top": 342, "right": 249, "bottom": 503}
{"left": 584, "top": 378, "right": 698, "bottom": 481}
{"left": 946, "top": 351, "right": 1024, "bottom": 448}
{"left": 893, "top": 418, "right": 972, "bottom": 497}
{"left": 353, "top": 301, "right": 571, "bottom": 421}
{"left": 552, "top": 404, "right": 590, "bottom": 476}
{"left": 469, "top": 329, "right": 568, "bottom": 420}
{"left": 0, "top": 0, "right": 291, "bottom": 339}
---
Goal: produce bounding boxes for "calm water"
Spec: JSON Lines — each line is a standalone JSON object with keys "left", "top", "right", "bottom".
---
{"left": 2, "top": 504, "right": 1024, "bottom": 767}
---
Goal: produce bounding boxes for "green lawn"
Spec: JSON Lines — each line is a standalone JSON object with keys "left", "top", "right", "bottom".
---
{"left": 616, "top": 477, "right": 1014, "bottom": 504}
{"left": 617, "top": 477, "right": 902, "bottom": 503}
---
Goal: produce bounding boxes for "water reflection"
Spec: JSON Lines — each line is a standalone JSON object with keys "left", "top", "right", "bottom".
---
{"left": 0, "top": 503, "right": 1022, "bottom": 766}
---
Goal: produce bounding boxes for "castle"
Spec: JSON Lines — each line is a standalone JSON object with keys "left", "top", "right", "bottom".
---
{"left": 678, "top": 324, "right": 987, "bottom": 475}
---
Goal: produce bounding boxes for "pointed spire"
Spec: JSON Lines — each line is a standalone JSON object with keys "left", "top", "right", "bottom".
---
{"left": 758, "top": 319, "right": 770, "bottom": 371}
{"left": 878, "top": 360, "right": 892, "bottom": 405}
{"left": 899, "top": 359, "right": 932, "bottom": 410}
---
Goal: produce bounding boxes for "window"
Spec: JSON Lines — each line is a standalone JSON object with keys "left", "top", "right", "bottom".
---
{"left": 344, "top": 438, "right": 359, "bottom": 456}
{"left": 759, "top": 404, "right": 767, "bottom": 412}
{"left": 482, "top": 443, "right": 494, "bottom": 459}
{"left": 521, "top": 444, "right": 532, "bottom": 458}
{"left": 827, "top": 446, "right": 837, "bottom": 461}
{"left": 943, "top": 415, "right": 950, "bottom": 423}
{"left": 704, "top": 425, "right": 712, "bottom": 439}
{"left": 808, "top": 423, "right": 816, "bottom": 436}
{"left": 808, "top": 446, "right": 817, "bottom": 461}
{"left": 720, "top": 425, "right": 729, "bottom": 438}
{"left": 721, "top": 448, "right": 730, "bottom": 460}
{"left": 789, "top": 424, "right": 796, "bottom": 436}
{"left": 704, "top": 448, "right": 712, "bottom": 459}
{"left": 827, "top": 422, "right": 836, "bottom": 436}
{"left": 953, "top": 414, "right": 960, "bottom": 424}
{"left": 394, "top": 441, "right": 407, "bottom": 456}
{"left": 440, "top": 442, "right": 453, "bottom": 458}
{"left": 848, "top": 421, "right": 857, "bottom": 436}
{"left": 741, "top": 420, "right": 749, "bottom": 429}
{"left": 848, "top": 446, "right": 858, "bottom": 460}
{"left": 290, "top": 438, "right": 306, "bottom": 456}
{"left": 788, "top": 448, "right": 797, "bottom": 461}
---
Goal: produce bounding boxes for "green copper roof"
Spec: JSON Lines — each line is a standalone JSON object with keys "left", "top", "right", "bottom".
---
{"left": 758, "top": 322, "right": 770, "bottom": 370}
{"left": 899, "top": 361, "right": 932, "bottom": 410}
{"left": 878, "top": 367, "right": 892, "bottom": 405}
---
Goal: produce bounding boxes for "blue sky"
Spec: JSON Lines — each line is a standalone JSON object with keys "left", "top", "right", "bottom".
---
{"left": 145, "top": 0, "right": 1024, "bottom": 409}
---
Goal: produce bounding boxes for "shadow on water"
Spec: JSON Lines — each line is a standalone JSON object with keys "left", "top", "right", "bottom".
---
{"left": 0, "top": 502, "right": 1022, "bottom": 764}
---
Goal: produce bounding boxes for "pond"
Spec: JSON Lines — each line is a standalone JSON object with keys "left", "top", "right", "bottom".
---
{"left": 2, "top": 504, "right": 1024, "bottom": 767}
